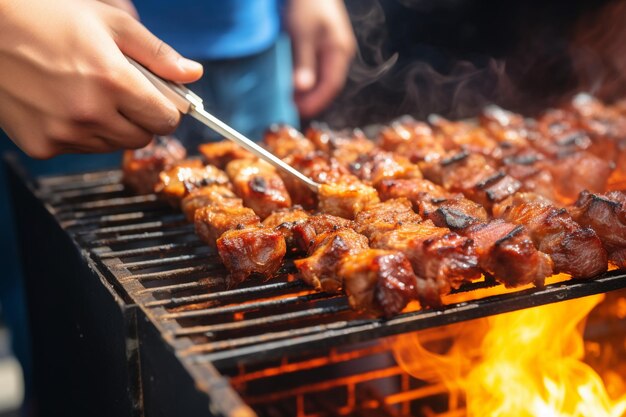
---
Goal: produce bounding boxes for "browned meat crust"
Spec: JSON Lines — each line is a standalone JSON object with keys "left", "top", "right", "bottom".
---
{"left": 155, "top": 161, "right": 230, "bottom": 204}
{"left": 570, "top": 190, "right": 626, "bottom": 268}
{"left": 292, "top": 214, "right": 355, "bottom": 253}
{"left": 370, "top": 221, "right": 481, "bottom": 295}
{"left": 318, "top": 182, "right": 380, "bottom": 220}
{"left": 494, "top": 193, "right": 607, "bottom": 278}
{"left": 263, "top": 124, "right": 315, "bottom": 158}
{"left": 181, "top": 185, "right": 241, "bottom": 222}
{"left": 198, "top": 141, "right": 254, "bottom": 169}
{"left": 354, "top": 198, "right": 422, "bottom": 241}
{"left": 262, "top": 207, "right": 311, "bottom": 252}
{"left": 226, "top": 159, "right": 292, "bottom": 219}
{"left": 376, "top": 178, "right": 460, "bottom": 218}
{"left": 217, "top": 227, "right": 286, "bottom": 286}
{"left": 339, "top": 249, "right": 427, "bottom": 316}
{"left": 348, "top": 150, "right": 422, "bottom": 185}
{"left": 122, "top": 136, "right": 186, "bottom": 194}
{"left": 294, "top": 228, "right": 369, "bottom": 293}
{"left": 194, "top": 205, "right": 260, "bottom": 248}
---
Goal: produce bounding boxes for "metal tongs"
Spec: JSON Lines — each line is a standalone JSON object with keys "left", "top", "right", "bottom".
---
{"left": 127, "top": 57, "right": 320, "bottom": 193}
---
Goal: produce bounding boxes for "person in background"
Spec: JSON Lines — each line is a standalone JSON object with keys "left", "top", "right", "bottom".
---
{"left": 0, "top": 1, "right": 355, "bottom": 413}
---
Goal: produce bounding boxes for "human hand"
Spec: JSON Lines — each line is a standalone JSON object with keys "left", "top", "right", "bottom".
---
{"left": 0, "top": 0, "right": 202, "bottom": 159}
{"left": 285, "top": 0, "right": 357, "bottom": 118}
{"left": 97, "top": 0, "right": 138, "bottom": 19}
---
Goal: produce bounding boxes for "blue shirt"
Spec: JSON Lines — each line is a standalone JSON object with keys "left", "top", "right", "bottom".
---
{"left": 133, "top": 0, "right": 282, "bottom": 60}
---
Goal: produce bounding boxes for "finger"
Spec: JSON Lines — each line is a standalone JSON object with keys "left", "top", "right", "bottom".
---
{"left": 109, "top": 11, "right": 203, "bottom": 83}
{"left": 296, "top": 47, "right": 351, "bottom": 118}
{"left": 291, "top": 33, "right": 317, "bottom": 92}
{"left": 99, "top": 111, "right": 154, "bottom": 149}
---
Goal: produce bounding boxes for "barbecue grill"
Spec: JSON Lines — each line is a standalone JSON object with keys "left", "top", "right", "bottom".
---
{"left": 5, "top": 153, "right": 626, "bottom": 417}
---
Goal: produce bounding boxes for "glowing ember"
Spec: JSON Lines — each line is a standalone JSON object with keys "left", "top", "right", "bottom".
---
{"left": 393, "top": 294, "right": 626, "bottom": 417}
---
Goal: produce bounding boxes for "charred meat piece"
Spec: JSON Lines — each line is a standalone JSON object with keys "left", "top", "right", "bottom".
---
{"left": 226, "top": 159, "right": 292, "bottom": 219}
{"left": 262, "top": 207, "right": 310, "bottom": 252}
{"left": 428, "top": 197, "right": 488, "bottom": 230}
{"left": 338, "top": 249, "right": 429, "bottom": 316}
{"left": 377, "top": 117, "right": 445, "bottom": 163}
{"left": 122, "top": 136, "right": 186, "bottom": 194}
{"left": 292, "top": 214, "right": 355, "bottom": 253}
{"left": 479, "top": 105, "right": 531, "bottom": 151}
{"left": 502, "top": 152, "right": 557, "bottom": 201}
{"left": 194, "top": 205, "right": 260, "bottom": 248}
{"left": 198, "top": 141, "right": 254, "bottom": 169}
{"left": 377, "top": 178, "right": 460, "bottom": 218}
{"left": 263, "top": 124, "right": 315, "bottom": 158}
{"left": 429, "top": 114, "right": 499, "bottom": 156}
{"left": 349, "top": 150, "right": 422, "bottom": 185}
{"left": 494, "top": 194, "right": 607, "bottom": 278}
{"left": 462, "top": 220, "right": 553, "bottom": 288}
{"left": 181, "top": 185, "right": 242, "bottom": 222}
{"left": 371, "top": 221, "right": 481, "bottom": 295}
{"left": 217, "top": 227, "right": 286, "bottom": 286}
{"left": 570, "top": 190, "right": 626, "bottom": 268}
{"left": 540, "top": 151, "right": 613, "bottom": 205}
{"left": 318, "top": 182, "right": 380, "bottom": 220}
{"left": 280, "top": 151, "right": 352, "bottom": 209}
{"left": 354, "top": 198, "right": 422, "bottom": 241}
{"left": 294, "top": 228, "right": 369, "bottom": 293}
{"left": 306, "top": 124, "right": 376, "bottom": 165}
{"left": 155, "top": 161, "right": 230, "bottom": 204}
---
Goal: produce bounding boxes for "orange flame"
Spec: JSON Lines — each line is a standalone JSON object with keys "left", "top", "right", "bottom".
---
{"left": 393, "top": 294, "right": 626, "bottom": 417}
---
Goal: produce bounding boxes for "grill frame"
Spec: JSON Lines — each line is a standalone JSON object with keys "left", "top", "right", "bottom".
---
{"left": 8, "top": 153, "right": 626, "bottom": 417}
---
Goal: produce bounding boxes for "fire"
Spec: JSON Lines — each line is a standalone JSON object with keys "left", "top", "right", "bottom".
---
{"left": 393, "top": 294, "right": 626, "bottom": 417}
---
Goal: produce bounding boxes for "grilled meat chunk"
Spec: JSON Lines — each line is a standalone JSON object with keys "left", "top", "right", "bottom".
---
{"left": 263, "top": 124, "right": 315, "bottom": 158}
{"left": 338, "top": 249, "right": 427, "bottom": 316}
{"left": 181, "top": 185, "right": 241, "bottom": 221}
{"left": 194, "top": 205, "right": 260, "bottom": 248}
{"left": 155, "top": 161, "right": 230, "bottom": 204}
{"left": 226, "top": 159, "right": 292, "bottom": 219}
{"left": 370, "top": 221, "right": 481, "bottom": 295}
{"left": 428, "top": 197, "right": 488, "bottom": 229}
{"left": 262, "top": 207, "right": 310, "bottom": 252}
{"left": 462, "top": 220, "right": 553, "bottom": 287}
{"left": 570, "top": 190, "right": 626, "bottom": 268}
{"left": 376, "top": 178, "right": 459, "bottom": 218}
{"left": 122, "top": 136, "right": 186, "bottom": 194}
{"left": 354, "top": 198, "right": 422, "bottom": 241}
{"left": 198, "top": 141, "right": 254, "bottom": 169}
{"left": 305, "top": 125, "right": 376, "bottom": 166}
{"left": 217, "top": 227, "right": 286, "bottom": 286}
{"left": 377, "top": 117, "right": 445, "bottom": 163}
{"left": 292, "top": 214, "right": 355, "bottom": 253}
{"left": 294, "top": 228, "right": 369, "bottom": 292}
{"left": 349, "top": 151, "right": 422, "bottom": 185}
{"left": 318, "top": 182, "right": 380, "bottom": 219}
{"left": 494, "top": 193, "right": 607, "bottom": 278}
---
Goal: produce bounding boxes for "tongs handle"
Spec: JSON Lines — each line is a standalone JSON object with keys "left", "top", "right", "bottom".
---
{"left": 126, "top": 56, "right": 202, "bottom": 114}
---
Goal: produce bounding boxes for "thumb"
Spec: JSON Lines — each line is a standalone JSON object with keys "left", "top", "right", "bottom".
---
{"left": 111, "top": 14, "right": 203, "bottom": 83}
{"left": 292, "top": 35, "right": 317, "bottom": 92}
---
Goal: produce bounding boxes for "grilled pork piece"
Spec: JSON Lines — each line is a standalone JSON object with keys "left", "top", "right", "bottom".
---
{"left": 294, "top": 228, "right": 369, "bottom": 292}
{"left": 370, "top": 221, "right": 481, "bottom": 295}
{"left": 181, "top": 185, "right": 241, "bottom": 221}
{"left": 226, "top": 159, "right": 292, "bottom": 219}
{"left": 493, "top": 193, "right": 607, "bottom": 278}
{"left": 263, "top": 124, "right": 315, "bottom": 158}
{"left": 198, "top": 141, "right": 254, "bottom": 169}
{"left": 217, "top": 227, "right": 287, "bottom": 286}
{"left": 155, "top": 161, "right": 230, "bottom": 204}
{"left": 429, "top": 114, "right": 499, "bottom": 157}
{"left": 292, "top": 214, "right": 355, "bottom": 253}
{"left": 421, "top": 151, "right": 521, "bottom": 211}
{"left": 122, "top": 136, "right": 186, "bottom": 194}
{"left": 377, "top": 178, "right": 460, "bottom": 218}
{"left": 429, "top": 197, "right": 554, "bottom": 287}
{"left": 354, "top": 198, "right": 422, "bottom": 241}
{"left": 306, "top": 124, "right": 376, "bottom": 165}
{"left": 349, "top": 151, "right": 422, "bottom": 186}
{"left": 194, "top": 205, "right": 260, "bottom": 248}
{"left": 377, "top": 117, "right": 445, "bottom": 163}
{"left": 262, "top": 207, "right": 310, "bottom": 252}
{"left": 501, "top": 153, "right": 557, "bottom": 201}
{"left": 478, "top": 105, "right": 531, "bottom": 151}
{"left": 569, "top": 190, "right": 626, "bottom": 268}
{"left": 338, "top": 249, "right": 426, "bottom": 316}
{"left": 318, "top": 182, "right": 380, "bottom": 219}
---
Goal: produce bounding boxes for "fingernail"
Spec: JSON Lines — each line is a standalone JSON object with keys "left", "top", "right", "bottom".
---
{"left": 178, "top": 57, "right": 203, "bottom": 73}
{"left": 296, "top": 69, "right": 315, "bottom": 91}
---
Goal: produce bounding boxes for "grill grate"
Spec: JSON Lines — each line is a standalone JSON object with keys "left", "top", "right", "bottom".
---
{"left": 35, "top": 168, "right": 626, "bottom": 373}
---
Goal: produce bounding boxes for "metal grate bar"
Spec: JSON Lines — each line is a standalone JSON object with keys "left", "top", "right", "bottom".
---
{"left": 147, "top": 280, "right": 306, "bottom": 308}
{"left": 55, "top": 194, "right": 159, "bottom": 212}
{"left": 160, "top": 291, "right": 337, "bottom": 320}
{"left": 76, "top": 218, "right": 187, "bottom": 236}
{"left": 121, "top": 254, "right": 210, "bottom": 270}
{"left": 95, "top": 241, "right": 208, "bottom": 259}
{"left": 89, "top": 226, "right": 195, "bottom": 246}
{"left": 121, "top": 264, "right": 222, "bottom": 283}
